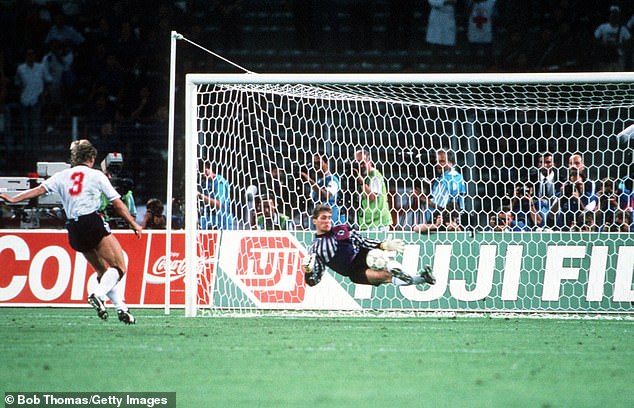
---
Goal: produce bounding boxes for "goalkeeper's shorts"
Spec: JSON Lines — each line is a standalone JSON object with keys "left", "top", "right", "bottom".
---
{"left": 344, "top": 247, "right": 373, "bottom": 285}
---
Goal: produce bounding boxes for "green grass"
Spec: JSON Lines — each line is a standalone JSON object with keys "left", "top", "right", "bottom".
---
{"left": 1, "top": 308, "right": 633, "bottom": 408}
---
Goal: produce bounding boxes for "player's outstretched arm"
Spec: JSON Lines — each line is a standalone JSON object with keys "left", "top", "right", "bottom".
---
{"left": 302, "top": 253, "right": 316, "bottom": 274}
{"left": 0, "top": 185, "right": 47, "bottom": 204}
{"left": 111, "top": 198, "right": 143, "bottom": 238}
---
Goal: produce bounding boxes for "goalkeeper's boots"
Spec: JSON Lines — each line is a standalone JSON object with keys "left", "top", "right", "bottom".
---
{"left": 88, "top": 294, "right": 108, "bottom": 320}
{"left": 421, "top": 265, "right": 436, "bottom": 285}
{"left": 388, "top": 264, "right": 414, "bottom": 285}
{"left": 118, "top": 309, "right": 136, "bottom": 325}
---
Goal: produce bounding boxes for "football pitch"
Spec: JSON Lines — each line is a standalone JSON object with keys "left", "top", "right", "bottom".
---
{"left": 1, "top": 308, "right": 633, "bottom": 408}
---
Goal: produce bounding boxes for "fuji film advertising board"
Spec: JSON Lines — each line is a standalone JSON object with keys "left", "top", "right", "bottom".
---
{"left": 216, "top": 231, "right": 634, "bottom": 312}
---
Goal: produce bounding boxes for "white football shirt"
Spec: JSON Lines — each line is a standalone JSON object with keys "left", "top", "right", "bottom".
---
{"left": 41, "top": 165, "right": 120, "bottom": 219}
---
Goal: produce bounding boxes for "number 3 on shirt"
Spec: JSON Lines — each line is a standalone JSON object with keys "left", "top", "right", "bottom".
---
{"left": 69, "top": 172, "right": 85, "bottom": 196}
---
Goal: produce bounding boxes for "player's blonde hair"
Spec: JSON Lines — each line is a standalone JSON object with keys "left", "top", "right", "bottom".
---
{"left": 70, "top": 139, "right": 97, "bottom": 166}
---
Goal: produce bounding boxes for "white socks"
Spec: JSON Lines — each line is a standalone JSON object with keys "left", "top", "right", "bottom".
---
{"left": 391, "top": 276, "right": 410, "bottom": 286}
{"left": 94, "top": 268, "right": 128, "bottom": 311}
{"left": 106, "top": 284, "right": 127, "bottom": 312}
{"left": 93, "top": 268, "right": 119, "bottom": 298}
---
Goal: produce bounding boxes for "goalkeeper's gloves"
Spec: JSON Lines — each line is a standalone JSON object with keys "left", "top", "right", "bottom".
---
{"left": 302, "top": 254, "right": 316, "bottom": 275}
{"left": 380, "top": 235, "right": 405, "bottom": 254}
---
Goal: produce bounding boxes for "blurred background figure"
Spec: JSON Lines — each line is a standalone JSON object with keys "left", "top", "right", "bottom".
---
{"left": 300, "top": 153, "right": 345, "bottom": 229}
{"left": 251, "top": 196, "right": 292, "bottom": 231}
{"left": 15, "top": 48, "right": 50, "bottom": 150}
{"left": 198, "top": 162, "right": 235, "bottom": 230}
{"left": 425, "top": 0, "right": 457, "bottom": 61}
{"left": 593, "top": 5, "right": 631, "bottom": 71}
{"left": 141, "top": 198, "right": 166, "bottom": 229}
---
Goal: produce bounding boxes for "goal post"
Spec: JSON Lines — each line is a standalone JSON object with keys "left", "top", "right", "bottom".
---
{"left": 183, "top": 73, "right": 634, "bottom": 317}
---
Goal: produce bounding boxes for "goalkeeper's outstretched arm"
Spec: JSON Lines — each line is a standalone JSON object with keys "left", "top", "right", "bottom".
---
{"left": 302, "top": 253, "right": 319, "bottom": 287}
{"left": 302, "top": 250, "right": 326, "bottom": 287}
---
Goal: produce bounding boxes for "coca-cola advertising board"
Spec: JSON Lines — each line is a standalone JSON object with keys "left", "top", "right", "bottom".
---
{"left": 0, "top": 230, "right": 216, "bottom": 307}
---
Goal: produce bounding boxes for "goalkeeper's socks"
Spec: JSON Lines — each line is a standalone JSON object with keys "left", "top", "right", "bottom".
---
{"left": 93, "top": 268, "right": 120, "bottom": 299}
{"left": 410, "top": 275, "right": 426, "bottom": 285}
{"left": 391, "top": 277, "right": 411, "bottom": 286}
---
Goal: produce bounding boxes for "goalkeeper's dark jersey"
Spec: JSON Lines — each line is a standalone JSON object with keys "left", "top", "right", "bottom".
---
{"left": 305, "top": 224, "right": 381, "bottom": 286}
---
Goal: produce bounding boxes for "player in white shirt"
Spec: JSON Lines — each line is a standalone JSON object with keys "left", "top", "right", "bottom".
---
{"left": 0, "top": 140, "right": 142, "bottom": 324}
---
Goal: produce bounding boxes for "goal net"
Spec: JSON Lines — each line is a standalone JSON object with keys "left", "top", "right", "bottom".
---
{"left": 183, "top": 73, "right": 634, "bottom": 317}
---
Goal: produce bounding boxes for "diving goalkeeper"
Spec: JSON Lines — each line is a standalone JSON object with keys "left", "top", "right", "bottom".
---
{"left": 302, "top": 203, "right": 435, "bottom": 287}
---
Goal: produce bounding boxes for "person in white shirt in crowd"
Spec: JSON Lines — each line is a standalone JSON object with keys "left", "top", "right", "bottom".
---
{"left": 593, "top": 5, "right": 631, "bottom": 71}
{"left": 15, "top": 48, "right": 51, "bottom": 149}
{"left": 466, "top": 0, "right": 496, "bottom": 66}
{"left": 426, "top": 0, "right": 457, "bottom": 52}
{"left": 532, "top": 152, "right": 564, "bottom": 228}
{"left": 568, "top": 152, "right": 595, "bottom": 195}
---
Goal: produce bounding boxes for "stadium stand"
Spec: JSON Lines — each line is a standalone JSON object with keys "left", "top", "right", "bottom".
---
{"left": 0, "top": 0, "right": 629, "bottom": 219}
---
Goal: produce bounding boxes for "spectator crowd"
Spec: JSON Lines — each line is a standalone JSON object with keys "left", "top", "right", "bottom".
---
{"left": 0, "top": 1, "right": 632, "bottom": 233}
{"left": 203, "top": 148, "right": 633, "bottom": 234}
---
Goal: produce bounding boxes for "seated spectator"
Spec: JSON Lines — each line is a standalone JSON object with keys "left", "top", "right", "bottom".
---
{"left": 531, "top": 152, "right": 565, "bottom": 228}
{"left": 404, "top": 181, "right": 429, "bottom": 228}
{"left": 551, "top": 168, "right": 598, "bottom": 231}
{"left": 483, "top": 208, "right": 527, "bottom": 232}
{"left": 568, "top": 152, "right": 595, "bottom": 194}
{"left": 603, "top": 209, "right": 632, "bottom": 232}
{"left": 141, "top": 198, "right": 166, "bottom": 229}
{"left": 261, "top": 163, "right": 297, "bottom": 225}
{"left": 572, "top": 212, "right": 601, "bottom": 232}
{"left": 597, "top": 177, "right": 632, "bottom": 232}
{"left": 252, "top": 197, "right": 292, "bottom": 231}
{"left": 597, "top": 178, "right": 630, "bottom": 213}
{"left": 510, "top": 183, "right": 544, "bottom": 230}
{"left": 413, "top": 205, "right": 462, "bottom": 234}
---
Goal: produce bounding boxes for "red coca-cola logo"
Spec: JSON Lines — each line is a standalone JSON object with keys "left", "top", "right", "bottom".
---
{"left": 147, "top": 254, "right": 188, "bottom": 284}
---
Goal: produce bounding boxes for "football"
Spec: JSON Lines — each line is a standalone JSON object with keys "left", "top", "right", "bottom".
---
{"left": 366, "top": 249, "right": 388, "bottom": 270}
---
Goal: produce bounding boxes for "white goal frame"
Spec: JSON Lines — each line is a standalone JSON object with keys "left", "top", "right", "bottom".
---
{"left": 182, "top": 72, "right": 634, "bottom": 317}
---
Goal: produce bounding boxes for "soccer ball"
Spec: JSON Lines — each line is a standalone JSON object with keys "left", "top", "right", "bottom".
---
{"left": 366, "top": 249, "right": 388, "bottom": 271}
